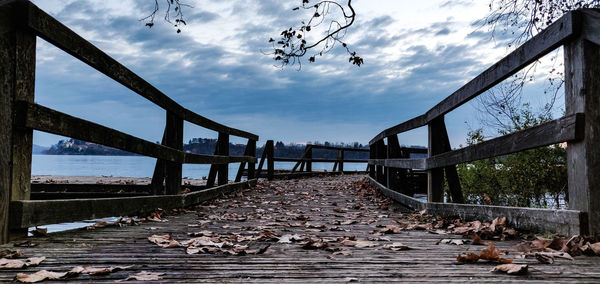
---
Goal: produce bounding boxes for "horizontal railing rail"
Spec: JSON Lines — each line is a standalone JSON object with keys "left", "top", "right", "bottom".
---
{"left": 0, "top": 0, "right": 259, "bottom": 243}
{"left": 367, "top": 9, "right": 600, "bottom": 236}
{"left": 251, "top": 141, "right": 371, "bottom": 180}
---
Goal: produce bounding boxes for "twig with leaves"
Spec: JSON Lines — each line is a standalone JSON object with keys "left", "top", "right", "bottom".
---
{"left": 268, "top": 0, "right": 362, "bottom": 69}
{"left": 140, "top": 0, "right": 191, "bottom": 33}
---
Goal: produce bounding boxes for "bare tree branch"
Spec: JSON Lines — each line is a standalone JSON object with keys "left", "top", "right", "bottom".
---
{"left": 267, "top": 0, "right": 362, "bottom": 69}
{"left": 140, "top": 0, "right": 192, "bottom": 33}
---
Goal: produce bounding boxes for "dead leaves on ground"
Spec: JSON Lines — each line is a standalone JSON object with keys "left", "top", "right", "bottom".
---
{"left": 14, "top": 265, "right": 134, "bottom": 282}
{"left": 0, "top": 257, "right": 45, "bottom": 269}
{"left": 456, "top": 243, "right": 513, "bottom": 264}
{"left": 491, "top": 264, "right": 528, "bottom": 275}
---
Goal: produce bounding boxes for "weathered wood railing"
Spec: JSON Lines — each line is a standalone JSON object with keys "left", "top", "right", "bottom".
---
{"left": 369, "top": 9, "right": 600, "bottom": 236}
{"left": 253, "top": 140, "right": 369, "bottom": 180}
{"left": 0, "top": 0, "right": 258, "bottom": 243}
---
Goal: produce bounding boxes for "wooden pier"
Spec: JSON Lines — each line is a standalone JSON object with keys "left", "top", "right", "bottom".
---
{"left": 2, "top": 175, "right": 600, "bottom": 282}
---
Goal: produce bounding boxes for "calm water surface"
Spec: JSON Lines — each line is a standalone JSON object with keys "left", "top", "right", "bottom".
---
{"left": 31, "top": 154, "right": 367, "bottom": 177}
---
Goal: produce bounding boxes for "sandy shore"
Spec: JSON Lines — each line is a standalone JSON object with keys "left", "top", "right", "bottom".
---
{"left": 31, "top": 175, "right": 208, "bottom": 186}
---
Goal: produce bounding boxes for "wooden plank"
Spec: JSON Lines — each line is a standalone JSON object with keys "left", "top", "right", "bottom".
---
{"left": 255, "top": 146, "right": 267, "bottom": 178}
{"left": 368, "top": 176, "right": 584, "bottom": 235}
{"left": 565, "top": 33, "right": 600, "bottom": 235}
{"left": 338, "top": 150, "right": 344, "bottom": 172}
{"left": 0, "top": 0, "right": 34, "bottom": 243}
{"left": 23, "top": 2, "right": 259, "bottom": 141}
{"left": 205, "top": 140, "right": 220, "bottom": 188}
{"left": 275, "top": 157, "right": 367, "bottom": 163}
{"left": 424, "top": 12, "right": 578, "bottom": 122}
{"left": 375, "top": 140, "right": 386, "bottom": 184}
{"left": 369, "top": 115, "right": 427, "bottom": 145}
{"left": 369, "top": 11, "right": 578, "bottom": 146}
{"left": 307, "top": 145, "right": 369, "bottom": 152}
{"left": 165, "top": 112, "right": 183, "bottom": 195}
{"left": 9, "top": 180, "right": 253, "bottom": 229}
{"left": 427, "top": 114, "right": 584, "bottom": 169}
{"left": 369, "top": 144, "right": 375, "bottom": 178}
{"left": 183, "top": 109, "right": 258, "bottom": 140}
{"left": 385, "top": 135, "right": 404, "bottom": 193}
{"left": 427, "top": 117, "right": 445, "bottom": 203}
{"left": 18, "top": 102, "right": 184, "bottom": 162}
{"left": 235, "top": 140, "right": 254, "bottom": 182}
{"left": 0, "top": 1, "right": 16, "bottom": 244}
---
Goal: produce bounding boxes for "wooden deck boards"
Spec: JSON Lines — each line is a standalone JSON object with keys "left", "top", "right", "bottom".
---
{"left": 1, "top": 174, "right": 599, "bottom": 282}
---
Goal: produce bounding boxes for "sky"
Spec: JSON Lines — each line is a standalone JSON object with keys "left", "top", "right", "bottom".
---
{"left": 29, "top": 0, "right": 563, "bottom": 148}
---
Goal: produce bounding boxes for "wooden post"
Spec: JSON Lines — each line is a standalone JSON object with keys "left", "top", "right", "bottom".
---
{"left": 266, "top": 140, "right": 274, "bottom": 180}
{"left": 235, "top": 139, "right": 255, "bottom": 182}
{"left": 427, "top": 118, "right": 445, "bottom": 202}
{"left": 247, "top": 139, "right": 256, "bottom": 179}
{"left": 564, "top": 32, "right": 600, "bottom": 236}
{"left": 217, "top": 132, "right": 229, "bottom": 185}
{"left": 386, "top": 135, "right": 402, "bottom": 191}
{"left": 375, "top": 140, "right": 386, "bottom": 184}
{"left": 164, "top": 112, "right": 183, "bottom": 195}
{"left": 306, "top": 146, "right": 312, "bottom": 172}
{"left": 427, "top": 116, "right": 464, "bottom": 203}
{"left": 338, "top": 150, "right": 344, "bottom": 172}
{"left": 369, "top": 144, "right": 376, "bottom": 178}
{"left": 255, "top": 144, "right": 267, "bottom": 179}
{"left": 0, "top": 1, "right": 36, "bottom": 244}
{"left": 151, "top": 131, "right": 167, "bottom": 195}
{"left": 292, "top": 146, "right": 309, "bottom": 173}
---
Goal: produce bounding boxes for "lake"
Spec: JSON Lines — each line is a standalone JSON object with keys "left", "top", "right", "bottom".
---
{"left": 31, "top": 154, "right": 368, "bottom": 178}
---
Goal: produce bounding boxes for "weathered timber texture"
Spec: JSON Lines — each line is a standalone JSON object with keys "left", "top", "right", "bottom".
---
{"left": 17, "top": 102, "right": 256, "bottom": 165}
{"left": 369, "top": 176, "right": 584, "bottom": 235}
{"left": 427, "top": 113, "right": 584, "bottom": 169}
{"left": 266, "top": 140, "right": 275, "bottom": 180}
{"left": 374, "top": 114, "right": 583, "bottom": 171}
{"left": 165, "top": 112, "right": 183, "bottom": 195}
{"left": 217, "top": 132, "right": 229, "bottom": 186}
{"left": 427, "top": 118, "right": 445, "bottom": 203}
{"left": 23, "top": 2, "right": 258, "bottom": 140}
{"left": 0, "top": 0, "right": 35, "bottom": 244}
{"left": 369, "top": 11, "right": 578, "bottom": 146}
{"left": 3, "top": 175, "right": 599, "bottom": 282}
{"left": 9, "top": 180, "right": 255, "bottom": 229}
{"left": 565, "top": 30, "right": 600, "bottom": 236}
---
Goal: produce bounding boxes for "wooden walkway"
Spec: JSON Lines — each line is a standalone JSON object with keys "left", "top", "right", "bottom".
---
{"left": 1, "top": 174, "right": 600, "bottom": 283}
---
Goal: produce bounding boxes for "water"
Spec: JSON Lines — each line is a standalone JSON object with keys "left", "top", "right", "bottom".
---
{"left": 29, "top": 155, "right": 367, "bottom": 233}
{"left": 31, "top": 154, "right": 367, "bottom": 178}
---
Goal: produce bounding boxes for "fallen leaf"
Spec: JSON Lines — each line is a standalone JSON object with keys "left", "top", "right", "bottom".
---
{"left": 0, "top": 257, "right": 45, "bottom": 269}
{"left": 278, "top": 234, "right": 304, "bottom": 243}
{"left": 0, "top": 249, "right": 22, "bottom": 258}
{"left": 456, "top": 253, "right": 480, "bottom": 263}
{"left": 16, "top": 270, "right": 68, "bottom": 283}
{"left": 121, "top": 271, "right": 164, "bottom": 281}
{"left": 491, "top": 264, "right": 528, "bottom": 275}
{"left": 383, "top": 242, "right": 410, "bottom": 251}
{"left": 30, "top": 227, "right": 47, "bottom": 237}
{"left": 148, "top": 234, "right": 181, "bottom": 248}
{"left": 438, "top": 239, "right": 465, "bottom": 246}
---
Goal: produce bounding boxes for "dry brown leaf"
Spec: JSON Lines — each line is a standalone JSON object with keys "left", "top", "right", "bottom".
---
{"left": 0, "top": 249, "right": 22, "bottom": 259}
{"left": 491, "top": 264, "right": 528, "bottom": 275}
{"left": 469, "top": 234, "right": 487, "bottom": 245}
{"left": 354, "top": 240, "right": 378, "bottom": 248}
{"left": 16, "top": 270, "right": 68, "bottom": 283}
{"left": 383, "top": 242, "right": 410, "bottom": 251}
{"left": 121, "top": 271, "right": 164, "bottom": 281}
{"left": 278, "top": 234, "right": 304, "bottom": 244}
{"left": 30, "top": 227, "right": 47, "bottom": 237}
{"left": 148, "top": 234, "right": 181, "bottom": 248}
{"left": 69, "top": 265, "right": 133, "bottom": 276}
{"left": 457, "top": 253, "right": 480, "bottom": 263}
{"left": 0, "top": 257, "right": 45, "bottom": 269}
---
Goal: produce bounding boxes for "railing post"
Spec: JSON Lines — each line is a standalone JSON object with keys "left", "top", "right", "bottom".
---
{"left": 369, "top": 144, "right": 375, "bottom": 178}
{"left": 375, "top": 140, "right": 386, "bottom": 184}
{"left": 564, "top": 31, "right": 600, "bottom": 236}
{"left": 151, "top": 132, "right": 167, "bottom": 195}
{"left": 386, "top": 135, "right": 402, "bottom": 191}
{"left": 217, "top": 132, "right": 229, "bottom": 185}
{"left": 235, "top": 139, "right": 254, "bottom": 182}
{"left": 0, "top": 1, "right": 36, "bottom": 244}
{"left": 165, "top": 112, "right": 183, "bottom": 194}
{"left": 338, "top": 150, "right": 344, "bottom": 172}
{"left": 427, "top": 118, "right": 445, "bottom": 202}
{"left": 306, "top": 145, "right": 312, "bottom": 172}
{"left": 266, "top": 140, "right": 274, "bottom": 180}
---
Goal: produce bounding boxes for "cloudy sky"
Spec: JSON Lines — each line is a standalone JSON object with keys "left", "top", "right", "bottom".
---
{"left": 30, "top": 0, "right": 561, "bottom": 147}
